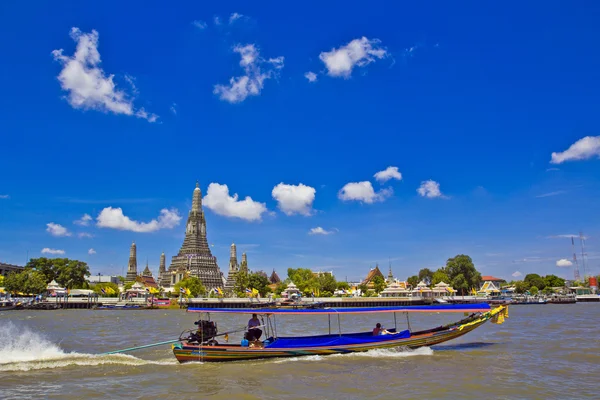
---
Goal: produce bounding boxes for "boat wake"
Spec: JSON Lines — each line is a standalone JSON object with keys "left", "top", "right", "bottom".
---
{"left": 273, "top": 346, "right": 433, "bottom": 363}
{"left": 0, "top": 322, "right": 177, "bottom": 372}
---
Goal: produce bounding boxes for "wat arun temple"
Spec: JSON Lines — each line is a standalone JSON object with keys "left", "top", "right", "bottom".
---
{"left": 124, "top": 182, "right": 246, "bottom": 294}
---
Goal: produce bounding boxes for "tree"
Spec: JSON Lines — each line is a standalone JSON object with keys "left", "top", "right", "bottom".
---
{"left": 358, "top": 283, "right": 368, "bottom": 295}
{"left": 117, "top": 276, "right": 125, "bottom": 284}
{"left": 407, "top": 275, "right": 419, "bottom": 289}
{"left": 318, "top": 274, "right": 337, "bottom": 295}
{"left": 418, "top": 268, "right": 434, "bottom": 286}
{"left": 445, "top": 255, "right": 481, "bottom": 290}
{"left": 451, "top": 274, "right": 469, "bottom": 295}
{"left": 275, "top": 280, "right": 289, "bottom": 295}
{"left": 124, "top": 282, "right": 134, "bottom": 291}
{"left": 248, "top": 271, "right": 270, "bottom": 296}
{"left": 25, "top": 257, "right": 91, "bottom": 289}
{"left": 543, "top": 275, "right": 565, "bottom": 288}
{"left": 336, "top": 281, "right": 350, "bottom": 291}
{"left": 542, "top": 286, "right": 555, "bottom": 295}
{"left": 432, "top": 270, "right": 450, "bottom": 286}
{"left": 514, "top": 280, "right": 529, "bottom": 294}
{"left": 372, "top": 275, "right": 386, "bottom": 294}
{"left": 4, "top": 271, "right": 28, "bottom": 294}
{"left": 4, "top": 270, "right": 47, "bottom": 294}
{"left": 234, "top": 267, "right": 250, "bottom": 297}
{"left": 174, "top": 277, "right": 206, "bottom": 297}
{"left": 524, "top": 274, "right": 545, "bottom": 291}
{"left": 530, "top": 286, "right": 539, "bottom": 296}
{"left": 93, "top": 282, "right": 120, "bottom": 297}
{"left": 287, "top": 268, "right": 318, "bottom": 294}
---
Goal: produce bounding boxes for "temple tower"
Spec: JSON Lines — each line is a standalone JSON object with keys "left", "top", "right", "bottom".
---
{"left": 164, "top": 182, "right": 223, "bottom": 291}
{"left": 224, "top": 243, "right": 239, "bottom": 292}
{"left": 142, "top": 260, "right": 152, "bottom": 277}
{"left": 125, "top": 241, "right": 138, "bottom": 283}
{"left": 241, "top": 252, "right": 248, "bottom": 271}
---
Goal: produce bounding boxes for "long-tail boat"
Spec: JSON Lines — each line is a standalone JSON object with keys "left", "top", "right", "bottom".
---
{"left": 172, "top": 303, "right": 508, "bottom": 363}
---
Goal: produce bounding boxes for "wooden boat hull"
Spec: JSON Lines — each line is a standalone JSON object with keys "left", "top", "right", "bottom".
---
{"left": 173, "top": 306, "right": 505, "bottom": 363}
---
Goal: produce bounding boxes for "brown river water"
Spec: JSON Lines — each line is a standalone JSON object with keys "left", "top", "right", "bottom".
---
{"left": 1, "top": 304, "right": 599, "bottom": 399}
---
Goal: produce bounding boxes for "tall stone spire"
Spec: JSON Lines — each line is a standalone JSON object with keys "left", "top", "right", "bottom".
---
{"left": 159, "top": 252, "right": 166, "bottom": 274}
{"left": 164, "top": 182, "right": 223, "bottom": 291}
{"left": 387, "top": 264, "right": 394, "bottom": 283}
{"left": 125, "top": 241, "right": 138, "bottom": 283}
{"left": 239, "top": 252, "right": 248, "bottom": 272}
{"left": 229, "top": 243, "right": 238, "bottom": 270}
{"left": 224, "top": 243, "right": 239, "bottom": 292}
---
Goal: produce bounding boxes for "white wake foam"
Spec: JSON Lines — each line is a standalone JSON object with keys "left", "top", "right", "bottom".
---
{"left": 0, "top": 321, "right": 178, "bottom": 372}
{"left": 273, "top": 346, "right": 433, "bottom": 363}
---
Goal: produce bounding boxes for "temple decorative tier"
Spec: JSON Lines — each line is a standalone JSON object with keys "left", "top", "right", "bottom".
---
{"left": 125, "top": 242, "right": 138, "bottom": 283}
{"left": 224, "top": 243, "right": 239, "bottom": 292}
{"left": 162, "top": 182, "right": 224, "bottom": 291}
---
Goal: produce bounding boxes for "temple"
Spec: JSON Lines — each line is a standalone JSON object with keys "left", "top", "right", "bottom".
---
{"left": 140, "top": 260, "right": 158, "bottom": 288}
{"left": 224, "top": 243, "right": 239, "bottom": 292}
{"left": 158, "top": 252, "right": 168, "bottom": 287}
{"left": 161, "top": 182, "right": 224, "bottom": 291}
{"left": 125, "top": 242, "right": 138, "bottom": 283}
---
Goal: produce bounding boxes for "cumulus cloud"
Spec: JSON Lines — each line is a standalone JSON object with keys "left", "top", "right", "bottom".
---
{"left": 203, "top": 183, "right": 267, "bottom": 221}
{"left": 46, "top": 223, "right": 72, "bottom": 237}
{"left": 52, "top": 27, "right": 157, "bottom": 122}
{"left": 556, "top": 259, "right": 573, "bottom": 268}
{"left": 0, "top": 195, "right": 9, "bottom": 199}
{"left": 338, "top": 181, "right": 392, "bottom": 204}
{"left": 304, "top": 71, "right": 317, "bottom": 83}
{"left": 88, "top": 248, "right": 96, "bottom": 255}
{"left": 213, "top": 44, "right": 284, "bottom": 103}
{"left": 512, "top": 271, "right": 523, "bottom": 278}
{"left": 193, "top": 20, "right": 207, "bottom": 29}
{"left": 42, "top": 248, "right": 65, "bottom": 255}
{"left": 74, "top": 214, "right": 92, "bottom": 226}
{"left": 309, "top": 227, "right": 335, "bottom": 235}
{"left": 417, "top": 180, "right": 446, "bottom": 199}
{"left": 374, "top": 166, "right": 402, "bottom": 183}
{"left": 319, "top": 37, "right": 388, "bottom": 78}
{"left": 272, "top": 183, "right": 316, "bottom": 216}
{"left": 96, "top": 207, "right": 181, "bottom": 232}
{"left": 551, "top": 136, "right": 600, "bottom": 164}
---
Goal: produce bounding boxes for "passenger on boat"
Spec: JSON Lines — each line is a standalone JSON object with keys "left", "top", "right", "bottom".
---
{"left": 373, "top": 323, "right": 390, "bottom": 336}
{"left": 247, "top": 313, "right": 262, "bottom": 341}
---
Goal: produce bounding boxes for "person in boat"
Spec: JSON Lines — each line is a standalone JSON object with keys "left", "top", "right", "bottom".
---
{"left": 247, "top": 313, "right": 262, "bottom": 341}
{"left": 373, "top": 323, "right": 391, "bottom": 336}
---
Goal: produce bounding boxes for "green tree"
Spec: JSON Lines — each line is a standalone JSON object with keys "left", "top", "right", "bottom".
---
{"left": 407, "top": 275, "right": 419, "bottom": 288}
{"left": 4, "top": 270, "right": 47, "bottom": 294}
{"left": 514, "top": 280, "right": 529, "bottom": 294}
{"left": 451, "top": 274, "right": 469, "bottom": 295}
{"left": 445, "top": 255, "right": 481, "bottom": 291}
{"left": 530, "top": 286, "right": 539, "bottom": 296}
{"left": 418, "top": 268, "right": 434, "bottom": 286}
{"left": 318, "top": 274, "right": 337, "bottom": 294}
{"left": 336, "top": 281, "right": 350, "bottom": 291}
{"left": 93, "top": 282, "right": 120, "bottom": 297}
{"left": 234, "top": 267, "right": 250, "bottom": 297}
{"left": 432, "top": 270, "right": 450, "bottom": 285}
{"left": 4, "top": 271, "right": 28, "bottom": 294}
{"left": 543, "top": 274, "right": 565, "bottom": 288}
{"left": 524, "top": 274, "right": 545, "bottom": 290}
{"left": 542, "top": 286, "right": 555, "bottom": 295}
{"left": 117, "top": 276, "right": 125, "bottom": 284}
{"left": 26, "top": 257, "right": 91, "bottom": 289}
{"left": 174, "top": 277, "right": 206, "bottom": 297}
{"left": 275, "top": 279, "right": 289, "bottom": 295}
{"left": 358, "top": 283, "right": 368, "bottom": 295}
{"left": 287, "top": 268, "right": 318, "bottom": 294}
{"left": 249, "top": 271, "right": 271, "bottom": 296}
{"left": 372, "top": 275, "right": 386, "bottom": 294}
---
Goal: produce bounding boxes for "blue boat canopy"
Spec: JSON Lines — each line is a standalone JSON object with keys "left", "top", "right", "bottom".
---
{"left": 187, "top": 304, "right": 491, "bottom": 315}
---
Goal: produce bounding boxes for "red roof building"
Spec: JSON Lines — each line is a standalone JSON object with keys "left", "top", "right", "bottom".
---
{"left": 481, "top": 276, "right": 505, "bottom": 282}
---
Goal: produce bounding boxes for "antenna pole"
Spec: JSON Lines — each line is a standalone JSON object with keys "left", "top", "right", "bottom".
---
{"left": 571, "top": 236, "right": 581, "bottom": 281}
{"left": 580, "top": 232, "right": 588, "bottom": 279}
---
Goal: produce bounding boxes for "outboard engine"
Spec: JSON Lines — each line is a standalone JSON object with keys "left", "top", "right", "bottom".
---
{"left": 188, "top": 320, "right": 218, "bottom": 344}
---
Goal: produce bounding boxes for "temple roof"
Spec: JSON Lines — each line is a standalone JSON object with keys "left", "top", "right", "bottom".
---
{"left": 269, "top": 269, "right": 281, "bottom": 284}
{"left": 142, "top": 262, "right": 152, "bottom": 277}
{"left": 140, "top": 275, "right": 158, "bottom": 288}
{"left": 361, "top": 265, "right": 384, "bottom": 285}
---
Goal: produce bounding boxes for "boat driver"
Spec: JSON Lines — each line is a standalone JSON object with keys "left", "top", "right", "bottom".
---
{"left": 247, "top": 313, "right": 262, "bottom": 341}
{"left": 373, "top": 323, "right": 390, "bottom": 336}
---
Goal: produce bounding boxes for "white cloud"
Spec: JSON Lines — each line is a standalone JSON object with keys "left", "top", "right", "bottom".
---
{"left": 546, "top": 167, "right": 560, "bottom": 172}
{"left": 556, "top": 259, "right": 573, "bottom": 268}
{"left": 88, "top": 248, "right": 96, "bottom": 255}
{"left": 309, "top": 227, "right": 335, "bottom": 235}
{"left": 0, "top": 195, "right": 9, "bottom": 199}
{"left": 374, "top": 166, "right": 402, "bottom": 183}
{"left": 203, "top": 183, "right": 267, "bottom": 221}
{"left": 78, "top": 232, "right": 93, "bottom": 238}
{"left": 170, "top": 103, "right": 177, "bottom": 115}
{"left": 96, "top": 207, "right": 181, "bottom": 233}
{"left": 52, "top": 27, "right": 158, "bottom": 122}
{"left": 214, "top": 44, "right": 284, "bottom": 103}
{"left": 551, "top": 136, "right": 600, "bottom": 164}
{"left": 214, "top": 16, "right": 222, "bottom": 26}
{"left": 535, "top": 190, "right": 566, "bottom": 198}
{"left": 512, "top": 271, "right": 523, "bottom": 278}
{"left": 193, "top": 20, "right": 207, "bottom": 29}
{"left": 417, "top": 180, "right": 446, "bottom": 199}
{"left": 46, "top": 223, "right": 72, "bottom": 237}
{"left": 319, "top": 37, "right": 388, "bottom": 78}
{"left": 74, "top": 213, "right": 92, "bottom": 226}
{"left": 304, "top": 71, "right": 317, "bottom": 83}
{"left": 42, "top": 248, "right": 65, "bottom": 255}
{"left": 338, "top": 181, "right": 393, "bottom": 204}
{"left": 229, "top": 13, "right": 244, "bottom": 24}
{"left": 272, "top": 183, "right": 316, "bottom": 216}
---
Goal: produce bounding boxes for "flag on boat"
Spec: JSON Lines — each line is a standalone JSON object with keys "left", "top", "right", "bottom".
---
{"left": 180, "top": 287, "right": 186, "bottom": 294}
{"left": 216, "top": 287, "right": 223, "bottom": 295}
{"left": 185, "top": 288, "right": 191, "bottom": 296}
{"left": 245, "top": 288, "right": 252, "bottom": 294}
{"left": 251, "top": 288, "right": 259, "bottom": 296}
{"left": 101, "top": 288, "right": 106, "bottom": 294}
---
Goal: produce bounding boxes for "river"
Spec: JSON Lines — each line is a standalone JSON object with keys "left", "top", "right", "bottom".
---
{"left": 1, "top": 304, "right": 599, "bottom": 399}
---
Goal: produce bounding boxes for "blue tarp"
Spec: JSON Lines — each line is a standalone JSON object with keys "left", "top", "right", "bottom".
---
{"left": 266, "top": 330, "right": 412, "bottom": 348}
{"left": 187, "top": 303, "right": 491, "bottom": 314}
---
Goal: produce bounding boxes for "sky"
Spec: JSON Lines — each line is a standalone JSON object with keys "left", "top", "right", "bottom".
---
{"left": 1, "top": 1, "right": 600, "bottom": 283}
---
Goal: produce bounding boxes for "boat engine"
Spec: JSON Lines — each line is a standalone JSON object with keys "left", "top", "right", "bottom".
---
{"left": 188, "top": 320, "right": 218, "bottom": 344}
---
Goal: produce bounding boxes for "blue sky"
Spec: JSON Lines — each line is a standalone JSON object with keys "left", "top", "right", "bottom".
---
{"left": 1, "top": 1, "right": 599, "bottom": 282}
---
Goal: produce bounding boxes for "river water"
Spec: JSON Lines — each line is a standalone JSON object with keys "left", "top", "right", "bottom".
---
{"left": 1, "top": 304, "right": 599, "bottom": 399}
